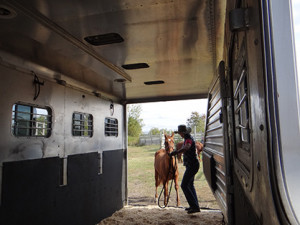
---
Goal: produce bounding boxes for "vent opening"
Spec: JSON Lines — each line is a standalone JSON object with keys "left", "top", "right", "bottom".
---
{"left": 0, "top": 5, "right": 17, "bottom": 19}
{"left": 122, "top": 63, "right": 149, "bottom": 70}
{"left": 0, "top": 7, "right": 10, "bottom": 16}
{"left": 144, "top": 80, "right": 165, "bottom": 85}
{"left": 84, "top": 33, "right": 124, "bottom": 46}
{"left": 114, "top": 78, "right": 126, "bottom": 83}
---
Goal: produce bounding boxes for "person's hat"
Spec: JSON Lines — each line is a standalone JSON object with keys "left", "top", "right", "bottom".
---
{"left": 174, "top": 125, "right": 191, "bottom": 134}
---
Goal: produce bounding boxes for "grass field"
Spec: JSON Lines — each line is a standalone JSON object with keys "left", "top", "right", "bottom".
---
{"left": 127, "top": 145, "right": 219, "bottom": 209}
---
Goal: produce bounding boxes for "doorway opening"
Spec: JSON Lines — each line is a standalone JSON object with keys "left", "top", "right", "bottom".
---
{"left": 126, "top": 99, "right": 219, "bottom": 210}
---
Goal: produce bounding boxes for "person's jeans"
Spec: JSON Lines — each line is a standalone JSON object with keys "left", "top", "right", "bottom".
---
{"left": 181, "top": 161, "right": 200, "bottom": 209}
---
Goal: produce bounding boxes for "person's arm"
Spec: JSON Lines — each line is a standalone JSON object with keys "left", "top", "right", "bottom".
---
{"left": 170, "top": 139, "right": 192, "bottom": 156}
{"left": 176, "top": 143, "right": 191, "bottom": 154}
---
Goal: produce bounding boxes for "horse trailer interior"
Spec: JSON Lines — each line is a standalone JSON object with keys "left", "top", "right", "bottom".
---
{"left": 0, "top": 0, "right": 299, "bottom": 224}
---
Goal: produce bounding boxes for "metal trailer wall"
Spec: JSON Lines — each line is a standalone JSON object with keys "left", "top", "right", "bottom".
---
{"left": 0, "top": 63, "right": 127, "bottom": 225}
{"left": 203, "top": 62, "right": 232, "bottom": 223}
{"left": 203, "top": 0, "right": 297, "bottom": 224}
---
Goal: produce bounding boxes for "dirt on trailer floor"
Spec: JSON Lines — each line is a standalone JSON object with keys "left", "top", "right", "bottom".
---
{"left": 98, "top": 145, "right": 223, "bottom": 224}
{"left": 97, "top": 167, "right": 224, "bottom": 225}
{"left": 98, "top": 205, "right": 224, "bottom": 225}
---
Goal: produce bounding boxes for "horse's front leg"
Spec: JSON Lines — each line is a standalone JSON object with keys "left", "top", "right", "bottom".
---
{"left": 178, "top": 153, "right": 182, "bottom": 163}
{"left": 155, "top": 186, "right": 158, "bottom": 203}
{"left": 164, "top": 181, "right": 169, "bottom": 207}
{"left": 174, "top": 175, "right": 180, "bottom": 207}
{"left": 155, "top": 171, "right": 159, "bottom": 203}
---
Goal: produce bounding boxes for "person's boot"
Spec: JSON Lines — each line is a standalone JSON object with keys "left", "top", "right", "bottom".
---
{"left": 187, "top": 207, "right": 200, "bottom": 214}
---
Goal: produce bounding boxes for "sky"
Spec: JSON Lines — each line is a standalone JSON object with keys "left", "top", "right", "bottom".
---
{"left": 133, "top": 99, "right": 208, "bottom": 133}
{"left": 135, "top": 1, "right": 300, "bottom": 134}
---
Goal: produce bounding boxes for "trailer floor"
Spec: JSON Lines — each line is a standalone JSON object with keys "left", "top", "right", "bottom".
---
{"left": 98, "top": 205, "right": 224, "bottom": 225}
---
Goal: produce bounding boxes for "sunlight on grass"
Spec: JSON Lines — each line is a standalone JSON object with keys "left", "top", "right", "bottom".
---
{"left": 127, "top": 145, "right": 219, "bottom": 209}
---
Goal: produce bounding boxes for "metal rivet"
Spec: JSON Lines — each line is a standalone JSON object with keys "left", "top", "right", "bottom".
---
{"left": 259, "top": 124, "right": 264, "bottom": 131}
{"left": 257, "top": 161, "right": 261, "bottom": 171}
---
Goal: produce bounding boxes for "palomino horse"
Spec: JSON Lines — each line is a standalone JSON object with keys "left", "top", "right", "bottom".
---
{"left": 154, "top": 132, "right": 180, "bottom": 207}
{"left": 176, "top": 141, "right": 203, "bottom": 163}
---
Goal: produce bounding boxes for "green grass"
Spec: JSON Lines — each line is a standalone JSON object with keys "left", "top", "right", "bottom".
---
{"left": 127, "top": 136, "right": 140, "bottom": 146}
{"left": 128, "top": 145, "right": 158, "bottom": 197}
{"left": 127, "top": 145, "right": 219, "bottom": 209}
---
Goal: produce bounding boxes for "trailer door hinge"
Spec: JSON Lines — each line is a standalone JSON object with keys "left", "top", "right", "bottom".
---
{"left": 229, "top": 8, "right": 250, "bottom": 31}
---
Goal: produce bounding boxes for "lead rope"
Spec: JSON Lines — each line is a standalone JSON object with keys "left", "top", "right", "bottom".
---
{"left": 157, "top": 154, "right": 177, "bottom": 208}
{"left": 222, "top": 213, "right": 226, "bottom": 225}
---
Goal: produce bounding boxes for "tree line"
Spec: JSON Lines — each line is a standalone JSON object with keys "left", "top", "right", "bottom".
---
{"left": 128, "top": 104, "right": 206, "bottom": 138}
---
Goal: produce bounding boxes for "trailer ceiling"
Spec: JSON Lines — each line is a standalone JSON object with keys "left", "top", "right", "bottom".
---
{"left": 0, "top": 0, "right": 226, "bottom": 103}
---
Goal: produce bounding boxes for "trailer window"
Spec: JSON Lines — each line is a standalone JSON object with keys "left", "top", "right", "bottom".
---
{"left": 72, "top": 112, "right": 93, "bottom": 137}
{"left": 105, "top": 118, "right": 118, "bottom": 137}
{"left": 234, "top": 66, "right": 250, "bottom": 146}
{"left": 12, "top": 103, "right": 52, "bottom": 137}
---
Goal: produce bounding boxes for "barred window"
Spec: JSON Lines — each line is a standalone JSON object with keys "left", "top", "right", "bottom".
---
{"left": 12, "top": 103, "right": 52, "bottom": 137}
{"left": 105, "top": 118, "right": 118, "bottom": 137}
{"left": 234, "top": 65, "right": 250, "bottom": 150}
{"left": 72, "top": 112, "right": 93, "bottom": 137}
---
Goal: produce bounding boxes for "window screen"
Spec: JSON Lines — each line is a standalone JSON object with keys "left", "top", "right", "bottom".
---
{"left": 12, "top": 103, "right": 52, "bottom": 137}
{"left": 105, "top": 117, "right": 118, "bottom": 137}
{"left": 72, "top": 112, "right": 93, "bottom": 137}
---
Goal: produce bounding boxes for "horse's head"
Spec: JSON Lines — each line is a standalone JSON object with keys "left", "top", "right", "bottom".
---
{"left": 164, "top": 132, "right": 175, "bottom": 153}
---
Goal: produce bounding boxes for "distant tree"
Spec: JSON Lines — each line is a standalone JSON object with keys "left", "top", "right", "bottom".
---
{"left": 149, "top": 127, "right": 160, "bottom": 135}
{"left": 128, "top": 105, "right": 144, "bottom": 137}
{"left": 186, "top": 111, "right": 206, "bottom": 133}
{"left": 198, "top": 114, "right": 206, "bottom": 133}
{"left": 160, "top": 128, "right": 173, "bottom": 135}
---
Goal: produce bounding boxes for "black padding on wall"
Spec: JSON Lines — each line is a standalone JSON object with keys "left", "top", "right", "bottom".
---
{"left": 203, "top": 151, "right": 216, "bottom": 191}
{"left": 0, "top": 150, "right": 124, "bottom": 225}
{"left": 68, "top": 152, "right": 100, "bottom": 185}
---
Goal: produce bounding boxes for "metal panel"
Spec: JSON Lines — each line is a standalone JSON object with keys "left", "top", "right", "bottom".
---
{"left": 0, "top": 0, "right": 226, "bottom": 103}
{"left": 203, "top": 61, "right": 229, "bottom": 221}
{"left": 0, "top": 150, "right": 124, "bottom": 225}
{"left": 232, "top": 38, "right": 253, "bottom": 191}
{"left": 0, "top": 63, "right": 126, "bottom": 207}
{"left": 226, "top": 0, "right": 286, "bottom": 223}
{"left": 0, "top": 63, "right": 125, "bottom": 162}
{"left": 267, "top": 0, "right": 300, "bottom": 224}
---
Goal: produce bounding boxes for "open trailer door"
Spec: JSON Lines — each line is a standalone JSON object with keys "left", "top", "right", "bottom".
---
{"left": 203, "top": 1, "right": 297, "bottom": 224}
{"left": 202, "top": 61, "right": 233, "bottom": 224}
